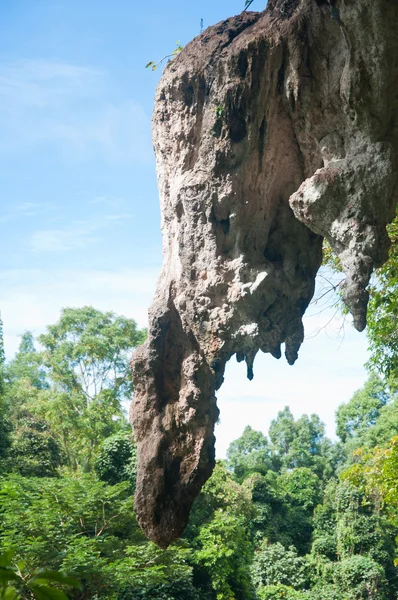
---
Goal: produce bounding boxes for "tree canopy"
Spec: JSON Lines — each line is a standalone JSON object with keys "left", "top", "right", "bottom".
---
{"left": 0, "top": 291, "right": 397, "bottom": 599}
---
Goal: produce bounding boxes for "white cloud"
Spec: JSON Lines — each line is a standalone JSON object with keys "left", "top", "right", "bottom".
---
{"left": 51, "top": 101, "right": 153, "bottom": 163}
{"left": 30, "top": 227, "right": 100, "bottom": 252}
{"left": 89, "top": 196, "right": 126, "bottom": 208}
{"left": 0, "top": 201, "right": 57, "bottom": 224}
{"left": 30, "top": 213, "right": 134, "bottom": 252}
{"left": 0, "top": 59, "right": 101, "bottom": 111}
{"left": 0, "top": 59, "right": 152, "bottom": 163}
{"left": 0, "top": 267, "right": 158, "bottom": 357}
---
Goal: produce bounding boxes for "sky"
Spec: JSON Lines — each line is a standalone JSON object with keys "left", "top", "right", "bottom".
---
{"left": 0, "top": 0, "right": 370, "bottom": 457}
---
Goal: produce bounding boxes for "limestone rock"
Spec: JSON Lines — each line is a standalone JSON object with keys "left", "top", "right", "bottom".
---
{"left": 131, "top": 0, "right": 398, "bottom": 547}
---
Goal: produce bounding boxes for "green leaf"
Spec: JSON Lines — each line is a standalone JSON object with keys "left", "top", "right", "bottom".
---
{"left": 145, "top": 61, "right": 155, "bottom": 68}
{"left": 3, "top": 586, "right": 19, "bottom": 600}
{"left": 28, "top": 585, "right": 69, "bottom": 600}
{"left": 32, "top": 572, "right": 80, "bottom": 589}
{"left": 0, "top": 554, "right": 13, "bottom": 568}
{"left": 0, "top": 568, "right": 20, "bottom": 583}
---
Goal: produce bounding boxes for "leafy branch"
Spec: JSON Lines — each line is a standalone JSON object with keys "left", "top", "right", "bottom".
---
{"left": 145, "top": 41, "right": 183, "bottom": 71}
{"left": 0, "top": 552, "right": 80, "bottom": 600}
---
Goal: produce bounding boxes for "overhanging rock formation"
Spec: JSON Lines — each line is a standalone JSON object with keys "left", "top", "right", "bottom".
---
{"left": 131, "top": 0, "right": 398, "bottom": 547}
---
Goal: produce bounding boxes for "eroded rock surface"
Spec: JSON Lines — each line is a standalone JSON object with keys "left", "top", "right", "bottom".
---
{"left": 131, "top": 0, "right": 398, "bottom": 547}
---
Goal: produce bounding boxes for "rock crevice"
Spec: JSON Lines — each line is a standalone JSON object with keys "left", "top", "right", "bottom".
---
{"left": 131, "top": 0, "right": 398, "bottom": 547}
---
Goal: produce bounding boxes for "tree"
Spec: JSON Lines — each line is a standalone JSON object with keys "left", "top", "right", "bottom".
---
{"left": 227, "top": 426, "right": 272, "bottom": 481}
{"left": 280, "top": 468, "right": 322, "bottom": 512}
{"left": 269, "top": 408, "right": 333, "bottom": 478}
{"left": 6, "top": 332, "right": 48, "bottom": 392}
{"left": 367, "top": 209, "right": 398, "bottom": 381}
{"left": 336, "top": 373, "right": 390, "bottom": 443}
{"left": 1, "top": 332, "right": 51, "bottom": 471}
{"left": 342, "top": 437, "right": 398, "bottom": 533}
{"left": 94, "top": 430, "right": 137, "bottom": 489}
{"left": 38, "top": 306, "right": 146, "bottom": 406}
{"left": 0, "top": 312, "right": 10, "bottom": 463}
{"left": 27, "top": 307, "right": 147, "bottom": 471}
{"left": 269, "top": 407, "right": 296, "bottom": 460}
{"left": 7, "top": 409, "right": 62, "bottom": 477}
{"left": 196, "top": 510, "right": 254, "bottom": 600}
{"left": 250, "top": 541, "right": 308, "bottom": 591}
{"left": 115, "top": 543, "right": 201, "bottom": 600}
{"left": 0, "top": 474, "right": 137, "bottom": 598}
{"left": 310, "top": 479, "right": 397, "bottom": 599}
{"left": 0, "top": 551, "right": 80, "bottom": 600}
{"left": 0, "top": 312, "right": 6, "bottom": 396}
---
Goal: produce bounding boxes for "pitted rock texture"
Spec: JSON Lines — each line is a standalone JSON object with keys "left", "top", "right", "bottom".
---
{"left": 131, "top": 0, "right": 398, "bottom": 547}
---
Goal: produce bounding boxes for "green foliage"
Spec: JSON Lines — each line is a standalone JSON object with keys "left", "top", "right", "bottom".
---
{"left": 258, "top": 584, "right": 305, "bottom": 599}
{"left": 279, "top": 468, "right": 322, "bottom": 511}
{"left": 38, "top": 306, "right": 145, "bottom": 404}
{"left": 333, "top": 555, "right": 387, "bottom": 598}
{"left": 367, "top": 208, "right": 398, "bottom": 379}
{"left": 95, "top": 431, "right": 137, "bottom": 489}
{"left": 251, "top": 542, "right": 308, "bottom": 590}
{"left": 0, "top": 313, "right": 6, "bottom": 397}
{"left": 310, "top": 478, "right": 397, "bottom": 598}
{"left": 269, "top": 408, "right": 334, "bottom": 478}
{"left": 7, "top": 410, "right": 62, "bottom": 477}
{"left": 342, "top": 437, "right": 398, "bottom": 533}
{"left": 188, "top": 461, "right": 254, "bottom": 536}
{"left": 0, "top": 474, "right": 139, "bottom": 598}
{"left": 0, "top": 551, "right": 80, "bottom": 600}
{"left": 0, "top": 293, "right": 397, "bottom": 600}
{"left": 145, "top": 42, "right": 183, "bottom": 71}
{"left": 12, "top": 307, "right": 147, "bottom": 472}
{"left": 196, "top": 509, "right": 253, "bottom": 600}
{"left": 115, "top": 543, "right": 200, "bottom": 600}
{"left": 336, "top": 373, "right": 389, "bottom": 443}
{"left": 227, "top": 425, "right": 271, "bottom": 481}
{"left": 6, "top": 332, "right": 48, "bottom": 392}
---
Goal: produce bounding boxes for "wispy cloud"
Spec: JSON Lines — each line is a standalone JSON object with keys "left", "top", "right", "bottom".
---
{"left": 0, "top": 59, "right": 152, "bottom": 163}
{"left": 30, "top": 212, "right": 134, "bottom": 252}
{"left": 0, "top": 201, "right": 57, "bottom": 224}
{"left": 89, "top": 196, "right": 126, "bottom": 208}
{"left": 31, "top": 225, "right": 100, "bottom": 252}
{"left": 0, "top": 59, "right": 101, "bottom": 111}
{"left": 0, "top": 266, "right": 158, "bottom": 357}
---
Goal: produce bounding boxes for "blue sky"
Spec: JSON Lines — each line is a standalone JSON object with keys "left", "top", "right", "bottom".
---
{"left": 0, "top": 0, "right": 370, "bottom": 456}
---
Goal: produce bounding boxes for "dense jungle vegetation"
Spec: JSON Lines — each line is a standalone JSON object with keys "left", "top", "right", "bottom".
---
{"left": 0, "top": 212, "right": 397, "bottom": 600}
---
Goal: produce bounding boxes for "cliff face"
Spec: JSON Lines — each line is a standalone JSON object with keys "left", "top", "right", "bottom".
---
{"left": 131, "top": 0, "right": 398, "bottom": 547}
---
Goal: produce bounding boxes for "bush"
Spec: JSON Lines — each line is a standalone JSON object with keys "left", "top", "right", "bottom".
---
{"left": 303, "top": 585, "right": 348, "bottom": 600}
{"left": 251, "top": 542, "right": 308, "bottom": 590}
{"left": 117, "top": 577, "right": 200, "bottom": 600}
{"left": 311, "top": 535, "right": 337, "bottom": 560}
{"left": 258, "top": 584, "right": 306, "bottom": 599}
{"left": 8, "top": 413, "right": 62, "bottom": 477}
{"left": 95, "top": 431, "right": 137, "bottom": 489}
{"left": 334, "top": 555, "right": 387, "bottom": 598}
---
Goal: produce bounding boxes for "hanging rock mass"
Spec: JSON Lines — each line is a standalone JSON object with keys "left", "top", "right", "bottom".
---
{"left": 131, "top": 0, "right": 398, "bottom": 547}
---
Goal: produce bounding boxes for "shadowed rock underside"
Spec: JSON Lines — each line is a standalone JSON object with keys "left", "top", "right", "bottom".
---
{"left": 131, "top": 0, "right": 398, "bottom": 547}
